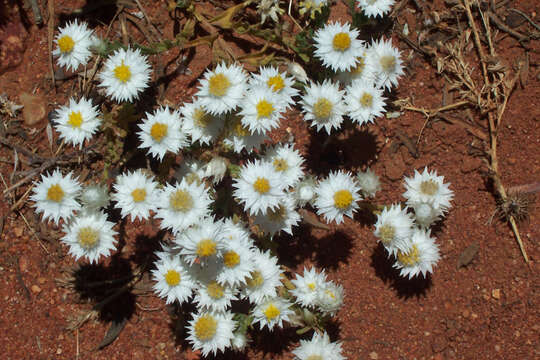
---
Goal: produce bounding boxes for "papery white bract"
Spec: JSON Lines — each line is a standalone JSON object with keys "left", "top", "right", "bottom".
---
{"left": 53, "top": 97, "right": 101, "bottom": 149}
{"left": 53, "top": 20, "right": 94, "bottom": 71}
{"left": 393, "top": 228, "right": 441, "bottom": 279}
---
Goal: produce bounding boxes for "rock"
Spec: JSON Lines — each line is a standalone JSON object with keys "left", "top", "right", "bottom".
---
{"left": 492, "top": 289, "right": 501, "bottom": 299}
{"left": 38, "top": 277, "right": 46, "bottom": 284}
{"left": 31, "top": 285, "right": 42, "bottom": 294}
{"left": 0, "top": 21, "right": 27, "bottom": 75}
{"left": 384, "top": 155, "right": 407, "bottom": 181}
{"left": 369, "top": 352, "right": 378, "bottom": 359}
{"left": 20, "top": 92, "right": 47, "bottom": 127}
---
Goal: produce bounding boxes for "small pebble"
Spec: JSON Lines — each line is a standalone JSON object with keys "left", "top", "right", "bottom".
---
{"left": 31, "top": 285, "right": 41, "bottom": 294}
{"left": 369, "top": 352, "right": 378, "bottom": 359}
{"left": 38, "top": 277, "right": 46, "bottom": 284}
{"left": 492, "top": 289, "right": 501, "bottom": 299}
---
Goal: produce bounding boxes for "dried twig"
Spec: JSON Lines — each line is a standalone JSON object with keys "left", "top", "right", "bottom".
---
{"left": 487, "top": 11, "right": 530, "bottom": 43}
{"left": 509, "top": 8, "right": 540, "bottom": 32}
{"left": 47, "top": 0, "right": 55, "bottom": 90}
{"left": 29, "top": 0, "right": 43, "bottom": 25}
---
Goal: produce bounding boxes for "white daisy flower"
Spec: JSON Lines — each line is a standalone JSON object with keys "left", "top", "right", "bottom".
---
{"left": 301, "top": 80, "right": 346, "bottom": 134}
{"left": 98, "top": 47, "right": 151, "bottom": 102}
{"left": 264, "top": 143, "right": 305, "bottom": 188}
{"left": 239, "top": 87, "right": 285, "bottom": 135}
{"left": 79, "top": 184, "right": 109, "bottom": 212}
{"left": 345, "top": 80, "right": 386, "bottom": 125}
{"left": 314, "top": 170, "right": 362, "bottom": 224}
{"left": 193, "top": 280, "right": 238, "bottom": 313}
{"left": 356, "top": 168, "right": 381, "bottom": 198}
{"left": 412, "top": 201, "right": 445, "bottom": 228}
{"left": 249, "top": 66, "right": 299, "bottom": 109}
{"left": 152, "top": 255, "right": 196, "bottom": 304}
{"left": 181, "top": 98, "right": 226, "bottom": 146}
{"left": 367, "top": 38, "right": 404, "bottom": 90}
{"left": 393, "top": 228, "right": 441, "bottom": 279}
{"left": 233, "top": 159, "right": 286, "bottom": 216}
{"left": 155, "top": 179, "right": 212, "bottom": 234}
{"left": 186, "top": 310, "right": 236, "bottom": 357}
{"left": 53, "top": 97, "right": 101, "bottom": 149}
{"left": 241, "top": 249, "right": 283, "bottom": 304}
{"left": 137, "top": 106, "right": 187, "bottom": 161}
{"left": 357, "top": 0, "right": 395, "bottom": 18}
{"left": 290, "top": 267, "right": 328, "bottom": 308}
{"left": 197, "top": 62, "right": 248, "bottom": 115}
{"left": 315, "top": 280, "right": 344, "bottom": 316}
{"left": 53, "top": 20, "right": 94, "bottom": 71}
{"left": 292, "top": 176, "right": 318, "bottom": 207}
{"left": 174, "top": 217, "right": 226, "bottom": 265}
{"left": 254, "top": 194, "right": 300, "bottom": 236}
{"left": 231, "top": 332, "right": 248, "bottom": 351}
{"left": 313, "top": 22, "right": 364, "bottom": 72}
{"left": 223, "top": 115, "right": 269, "bottom": 153}
{"left": 61, "top": 210, "right": 117, "bottom": 264}
{"left": 217, "top": 220, "right": 256, "bottom": 287}
{"left": 403, "top": 167, "right": 454, "bottom": 212}
{"left": 30, "top": 169, "right": 81, "bottom": 225}
{"left": 111, "top": 169, "right": 159, "bottom": 221}
{"left": 252, "top": 296, "right": 294, "bottom": 331}
{"left": 334, "top": 51, "right": 377, "bottom": 86}
{"left": 292, "top": 331, "right": 346, "bottom": 360}
{"left": 373, "top": 204, "right": 414, "bottom": 256}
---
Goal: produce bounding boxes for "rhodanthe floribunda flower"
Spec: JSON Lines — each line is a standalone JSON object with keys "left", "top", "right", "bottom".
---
{"left": 314, "top": 170, "right": 362, "bottom": 224}
{"left": 301, "top": 80, "right": 346, "bottom": 134}
{"left": 356, "top": 168, "right": 381, "bottom": 198}
{"left": 152, "top": 254, "right": 196, "bottom": 304}
{"left": 241, "top": 249, "right": 283, "bottom": 304}
{"left": 111, "top": 169, "right": 159, "bottom": 221}
{"left": 290, "top": 267, "right": 328, "bottom": 308}
{"left": 292, "top": 176, "right": 318, "bottom": 207}
{"left": 403, "top": 167, "right": 454, "bottom": 212}
{"left": 174, "top": 217, "right": 226, "bottom": 265}
{"left": 181, "top": 98, "right": 226, "bottom": 145}
{"left": 315, "top": 280, "right": 344, "bottom": 316}
{"left": 231, "top": 332, "right": 248, "bottom": 351}
{"left": 374, "top": 204, "right": 414, "bottom": 256}
{"left": 313, "top": 22, "right": 364, "bottom": 72}
{"left": 223, "top": 115, "right": 269, "bottom": 153}
{"left": 357, "top": 0, "right": 395, "bottom": 18}
{"left": 217, "top": 220, "right": 256, "bottom": 287}
{"left": 254, "top": 194, "right": 300, "bottom": 236}
{"left": 292, "top": 331, "right": 346, "bottom": 360}
{"left": 155, "top": 179, "right": 212, "bottom": 234}
{"left": 252, "top": 296, "right": 294, "bottom": 331}
{"left": 31, "top": 169, "right": 81, "bottom": 225}
{"left": 202, "top": 156, "right": 228, "bottom": 184}
{"left": 393, "top": 228, "right": 441, "bottom": 279}
{"left": 53, "top": 97, "right": 101, "bottom": 149}
{"left": 98, "top": 47, "right": 151, "bottom": 102}
{"left": 60, "top": 210, "right": 117, "bottom": 264}
{"left": 137, "top": 106, "right": 187, "bottom": 161}
{"left": 249, "top": 66, "right": 299, "bottom": 109}
{"left": 412, "top": 201, "right": 446, "bottom": 228}
{"left": 53, "top": 20, "right": 94, "bottom": 71}
{"left": 186, "top": 310, "right": 236, "bottom": 357}
{"left": 344, "top": 80, "right": 386, "bottom": 125}
{"left": 367, "top": 37, "right": 404, "bottom": 90}
{"left": 264, "top": 143, "right": 305, "bottom": 188}
{"left": 238, "top": 87, "right": 285, "bottom": 135}
{"left": 193, "top": 279, "right": 238, "bottom": 313}
{"left": 79, "top": 184, "right": 109, "bottom": 212}
{"left": 233, "top": 159, "right": 287, "bottom": 216}
{"left": 334, "top": 51, "right": 376, "bottom": 86}
{"left": 197, "top": 62, "right": 247, "bottom": 115}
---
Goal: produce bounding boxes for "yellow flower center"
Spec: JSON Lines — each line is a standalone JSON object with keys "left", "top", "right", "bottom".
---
{"left": 267, "top": 205, "right": 286, "bottom": 222}
{"left": 150, "top": 122, "right": 168, "bottom": 142}
{"left": 46, "top": 184, "right": 64, "bottom": 202}
{"left": 263, "top": 303, "right": 280, "bottom": 321}
{"left": 420, "top": 180, "right": 439, "bottom": 196}
{"left": 207, "top": 281, "right": 225, "bottom": 299}
{"left": 169, "top": 189, "right": 193, "bottom": 212}
{"left": 253, "top": 177, "right": 270, "bottom": 194}
{"left": 196, "top": 239, "right": 217, "bottom": 257}
{"left": 193, "top": 108, "right": 212, "bottom": 128}
{"left": 272, "top": 158, "right": 288, "bottom": 172}
{"left": 77, "top": 227, "right": 99, "bottom": 250}
{"left": 325, "top": 289, "right": 336, "bottom": 299}
{"left": 67, "top": 111, "right": 83, "bottom": 128}
{"left": 380, "top": 55, "right": 396, "bottom": 73}
{"left": 164, "top": 269, "right": 181, "bottom": 286}
{"left": 131, "top": 188, "right": 147, "bottom": 203}
{"left": 223, "top": 251, "right": 240, "bottom": 268}
{"left": 397, "top": 244, "right": 420, "bottom": 266}
{"left": 333, "top": 189, "right": 353, "bottom": 209}
{"left": 58, "top": 35, "right": 75, "bottom": 53}
{"left": 332, "top": 32, "right": 351, "bottom": 52}
{"left": 246, "top": 270, "right": 264, "bottom": 288}
{"left": 313, "top": 98, "right": 333, "bottom": 119}
{"left": 267, "top": 75, "right": 285, "bottom": 92}
{"left": 360, "top": 92, "right": 373, "bottom": 108}
{"left": 114, "top": 60, "right": 132, "bottom": 83}
{"left": 379, "top": 224, "right": 395, "bottom": 245}
{"left": 306, "top": 356, "right": 324, "bottom": 360}
{"left": 256, "top": 99, "right": 274, "bottom": 119}
{"left": 307, "top": 282, "right": 316, "bottom": 291}
{"left": 194, "top": 315, "right": 217, "bottom": 341}
{"left": 208, "top": 73, "right": 230, "bottom": 97}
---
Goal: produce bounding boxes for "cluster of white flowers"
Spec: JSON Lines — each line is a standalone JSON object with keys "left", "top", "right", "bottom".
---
{"left": 374, "top": 167, "right": 453, "bottom": 279}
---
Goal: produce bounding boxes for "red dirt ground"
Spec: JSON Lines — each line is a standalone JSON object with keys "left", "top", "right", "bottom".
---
{"left": 1, "top": 0, "right": 539, "bottom": 359}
